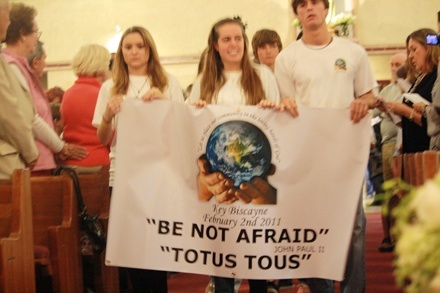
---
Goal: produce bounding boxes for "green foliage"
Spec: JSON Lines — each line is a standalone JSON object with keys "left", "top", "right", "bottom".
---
{"left": 380, "top": 178, "right": 413, "bottom": 216}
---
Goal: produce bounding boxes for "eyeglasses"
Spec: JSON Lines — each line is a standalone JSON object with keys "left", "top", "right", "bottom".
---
{"left": 32, "top": 30, "right": 42, "bottom": 38}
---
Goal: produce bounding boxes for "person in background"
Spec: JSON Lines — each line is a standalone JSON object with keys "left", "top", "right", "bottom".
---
{"left": 185, "top": 49, "right": 207, "bottom": 102}
{"left": 61, "top": 48, "right": 111, "bottom": 293}
{"left": 251, "top": 28, "right": 282, "bottom": 72}
{"left": 412, "top": 13, "right": 440, "bottom": 150}
{"left": 93, "top": 25, "right": 184, "bottom": 293}
{"left": 28, "top": 41, "right": 63, "bottom": 137}
{"left": 373, "top": 53, "right": 407, "bottom": 252}
{"left": 391, "top": 62, "right": 416, "bottom": 157}
{"left": 395, "top": 62, "right": 415, "bottom": 98}
{"left": 46, "top": 86, "right": 65, "bottom": 136}
{"left": 187, "top": 16, "right": 280, "bottom": 293}
{"left": 49, "top": 102, "right": 63, "bottom": 136}
{"left": 0, "top": 0, "right": 38, "bottom": 179}
{"left": 375, "top": 53, "right": 407, "bottom": 180}
{"left": 252, "top": 28, "right": 289, "bottom": 293}
{"left": 275, "top": 0, "right": 377, "bottom": 292}
{"left": 27, "top": 39, "right": 46, "bottom": 76}
{"left": 2, "top": 3, "right": 87, "bottom": 175}
{"left": 61, "top": 44, "right": 111, "bottom": 169}
{"left": 383, "top": 28, "right": 439, "bottom": 154}
{"left": 46, "top": 86, "right": 65, "bottom": 103}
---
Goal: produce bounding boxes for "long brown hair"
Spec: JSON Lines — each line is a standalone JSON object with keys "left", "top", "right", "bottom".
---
{"left": 406, "top": 28, "right": 440, "bottom": 74}
{"left": 200, "top": 17, "right": 266, "bottom": 105}
{"left": 111, "top": 26, "right": 168, "bottom": 96}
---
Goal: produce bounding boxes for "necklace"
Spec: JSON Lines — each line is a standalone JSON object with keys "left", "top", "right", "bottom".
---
{"left": 130, "top": 78, "right": 149, "bottom": 98}
{"left": 409, "top": 72, "right": 426, "bottom": 93}
{"left": 301, "top": 37, "right": 333, "bottom": 50}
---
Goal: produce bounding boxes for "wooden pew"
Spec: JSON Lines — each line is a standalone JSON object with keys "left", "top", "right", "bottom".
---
{"left": 388, "top": 151, "right": 440, "bottom": 247}
{"left": 392, "top": 154, "right": 403, "bottom": 179}
{"left": 422, "top": 151, "right": 440, "bottom": 181}
{"left": 31, "top": 176, "right": 82, "bottom": 293}
{"left": 395, "top": 151, "right": 440, "bottom": 184}
{"left": 414, "top": 152, "right": 424, "bottom": 186}
{"left": 408, "top": 154, "right": 417, "bottom": 186}
{"left": 402, "top": 153, "right": 414, "bottom": 185}
{"left": 75, "top": 165, "right": 119, "bottom": 293}
{"left": 0, "top": 169, "right": 36, "bottom": 293}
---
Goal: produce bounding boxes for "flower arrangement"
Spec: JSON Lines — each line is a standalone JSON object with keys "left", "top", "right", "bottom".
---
{"left": 392, "top": 173, "right": 440, "bottom": 293}
{"left": 328, "top": 12, "right": 356, "bottom": 36}
{"left": 291, "top": 18, "right": 301, "bottom": 27}
{"left": 328, "top": 12, "right": 356, "bottom": 28}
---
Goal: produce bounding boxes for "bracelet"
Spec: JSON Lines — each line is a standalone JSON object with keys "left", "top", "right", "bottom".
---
{"left": 409, "top": 109, "right": 415, "bottom": 122}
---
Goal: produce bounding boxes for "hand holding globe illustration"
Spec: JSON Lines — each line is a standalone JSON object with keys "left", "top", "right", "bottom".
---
{"left": 197, "top": 121, "right": 277, "bottom": 205}
{"left": 234, "top": 164, "right": 277, "bottom": 204}
{"left": 197, "top": 155, "right": 238, "bottom": 203}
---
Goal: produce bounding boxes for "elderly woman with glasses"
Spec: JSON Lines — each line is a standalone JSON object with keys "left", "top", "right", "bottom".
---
{"left": 1, "top": 2, "right": 87, "bottom": 175}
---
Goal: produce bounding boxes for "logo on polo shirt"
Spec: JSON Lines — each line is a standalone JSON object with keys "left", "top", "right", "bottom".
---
{"left": 334, "top": 59, "right": 347, "bottom": 71}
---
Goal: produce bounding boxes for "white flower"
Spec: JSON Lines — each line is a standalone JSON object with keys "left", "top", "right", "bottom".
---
{"left": 329, "top": 12, "right": 356, "bottom": 28}
{"left": 291, "top": 18, "right": 301, "bottom": 27}
{"left": 410, "top": 180, "right": 440, "bottom": 230}
{"left": 393, "top": 171, "right": 440, "bottom": 292}
{"left": 430, "top": 268, "right": 440, "bottom": 293}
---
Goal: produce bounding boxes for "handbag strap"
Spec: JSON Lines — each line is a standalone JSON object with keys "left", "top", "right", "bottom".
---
{"left": 54, "top": 166, "right": 87, "bottom": 213}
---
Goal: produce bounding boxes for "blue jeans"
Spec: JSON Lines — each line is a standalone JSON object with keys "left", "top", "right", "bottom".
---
{"left": 302, "top": 193, "right": 366, "bottom": 293}
{"left": 365, "top": 167, "right": 375, "bottom": 196}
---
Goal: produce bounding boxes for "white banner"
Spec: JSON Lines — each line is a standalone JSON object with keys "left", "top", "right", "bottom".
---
{"left": 106, "top": 99, "right": 370, "bottom": 281}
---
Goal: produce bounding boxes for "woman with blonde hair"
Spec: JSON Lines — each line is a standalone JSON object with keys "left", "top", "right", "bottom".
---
{"left": 92, "top": 25, "right": 184, "bottom": 292}
{"left": 61, "top": 44, "right": 111, "bottom": 168}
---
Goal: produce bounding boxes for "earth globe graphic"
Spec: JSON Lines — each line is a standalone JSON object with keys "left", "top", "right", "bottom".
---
{"left": 206, "top": 121, "right": 272, "bottom": 187}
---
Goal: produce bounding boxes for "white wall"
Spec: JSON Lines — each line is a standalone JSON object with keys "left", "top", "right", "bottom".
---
{"left": 14, "top": 0, "right": 439, "bottom": 90}
{"left": 17, "top": 0, "right": 295, "bottom": 90}
{"left": 354, "top": 0, "right": 438, "bottom": 80}
{"left": 354, "top": 0, "right": 437, "bottom": 46}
